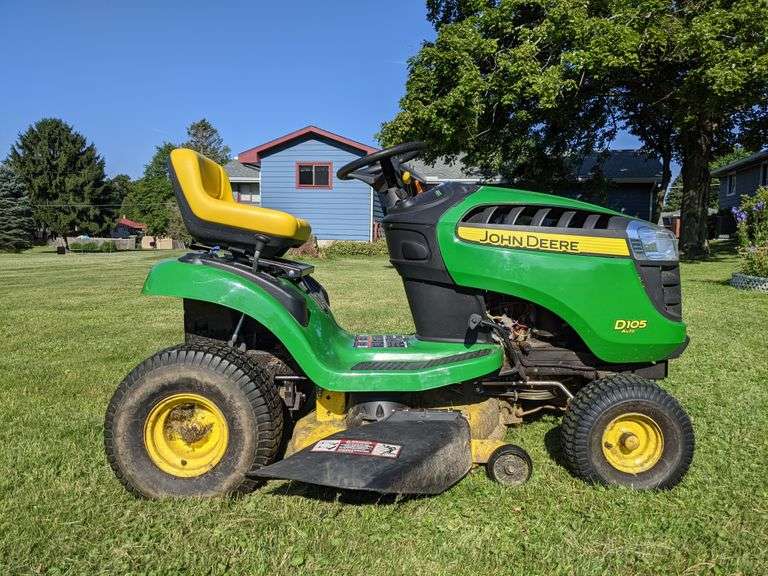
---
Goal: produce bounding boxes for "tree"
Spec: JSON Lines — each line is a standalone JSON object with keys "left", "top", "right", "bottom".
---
{"left": 7, "top": 118, "right": 116, "bottom": 245}
{"left": 665, "top": 147, "right": 753, "bottom": 212}
{"left": 183, "top": 119, "right": 231, "bottom": 165}
{"left": 120, "top": 142, "right": 176, "bottom": 242}
{"left": 108, "top": 174, "right": 133, "bottom": 206}
{"left": 0, "top": 164, "right": 35, "bottom": 252}
{"left": 382, "top": 0, "right": 768, "bottom": 257}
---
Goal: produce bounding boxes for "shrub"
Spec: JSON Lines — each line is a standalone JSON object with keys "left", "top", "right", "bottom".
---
{"left": 286, "top": 235, "right": 322, "bottom": 259}
{"left": 323, "top": 239, "right": 389, "bottom": 258}
{"left": 733, "top": 187, "right": 768, "bottom": 277}
{"left": 99, "top": 240, "right": 117, "bottom": 252}
{"left": 70, "top": 241, "right": 99, "bottom": 252}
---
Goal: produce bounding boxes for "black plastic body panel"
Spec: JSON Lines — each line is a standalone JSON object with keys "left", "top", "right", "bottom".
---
{"left": 179, "top": 252, "right": 309, "bottom": 325}
{"left": 636, "top": 261, "right": 683, "bottom": 321}
{"left": 383, "top": 182, "right": 490, "bottom": 343}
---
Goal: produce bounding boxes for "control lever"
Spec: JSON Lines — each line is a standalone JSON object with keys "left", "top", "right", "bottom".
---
{"left": 468, "top": 314, "right": 527, "bottom": 381}
{"left": 468, "top": 313, "right": 510, "bottom": 336}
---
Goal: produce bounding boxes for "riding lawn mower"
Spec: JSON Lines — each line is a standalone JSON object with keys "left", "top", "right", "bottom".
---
{"left": 104, "top": 142, "right": 694, "bottom": 497}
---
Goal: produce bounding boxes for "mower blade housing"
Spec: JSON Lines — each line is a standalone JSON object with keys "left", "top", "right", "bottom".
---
{"left": 255, "top": 410, "right": 472, "bottom": 494}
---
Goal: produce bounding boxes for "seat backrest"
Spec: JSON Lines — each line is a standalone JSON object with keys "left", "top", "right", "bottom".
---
{"left": 170, "top": 148, "right": 234, "bottom": 204}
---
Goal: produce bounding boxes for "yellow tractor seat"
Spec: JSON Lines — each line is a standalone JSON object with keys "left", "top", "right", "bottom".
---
{"left": 169, "top": 148, "right": 311, "bottom": 255}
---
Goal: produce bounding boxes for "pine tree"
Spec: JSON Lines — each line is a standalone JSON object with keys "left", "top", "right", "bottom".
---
{"left": 183, "top": 119, "right": 231, "bottom": 164}
{"left": 0, "top": 164, "right": 35, "bottom": 252}
{"left": 7, "top": 118, "right": 116, "bottom": 244}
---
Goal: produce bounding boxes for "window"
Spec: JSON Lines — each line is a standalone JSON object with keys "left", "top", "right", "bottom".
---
{"left": 296, "top": 162, "right": 332, "bottom": 189}
{"left": 727, "top": 174, "right": 736, "bottom": 196}
{"left": 232, "top": 182, "right": 261, "bottom": 204}
{"left": 762, "top": 163, "right": 768, "bottom": 186}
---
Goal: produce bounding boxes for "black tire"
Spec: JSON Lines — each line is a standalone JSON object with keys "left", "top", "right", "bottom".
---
{"left": 104, "top": 343, "right": 284, "bottom": 498}
{"left": 561, "top": 375, "right": 694, "bottom": 489}
{"left": 486, "top": 444, "right": 533, "bottom": 487}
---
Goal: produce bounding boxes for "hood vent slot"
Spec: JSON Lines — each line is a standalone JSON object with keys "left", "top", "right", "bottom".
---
{"left": 462, "top": 205, "right": 623, "bottom": 230}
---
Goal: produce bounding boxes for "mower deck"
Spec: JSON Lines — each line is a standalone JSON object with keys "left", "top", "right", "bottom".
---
{"left": 256, "top": 410, "right": 474, "bottom": 494}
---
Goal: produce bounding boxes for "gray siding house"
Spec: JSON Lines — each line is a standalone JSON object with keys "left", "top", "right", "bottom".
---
{"left": 711, "top": 150, "right": 768, "bottom": 234}
{"left": 712, "top": 149, "right": 768, "bottom": 210}
{"left": 410, "top": 149, "right": 663, "bottom": 221}
{"left": 229, "top": 126, "right": 381, "bottom": 241}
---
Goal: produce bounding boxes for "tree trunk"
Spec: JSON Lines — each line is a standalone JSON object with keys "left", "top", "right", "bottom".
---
{"left": 652, "top": 153, "right": 672, "bottom": 224}
{"left": 679, "top": 126, "right": 712, "bottom": 259}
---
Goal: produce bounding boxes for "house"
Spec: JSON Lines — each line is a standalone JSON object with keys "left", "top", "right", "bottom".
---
{"left": 224, "top": 159, "right": 261, "bottom": 204}
{"left": 711, "top": 149, "right": 768, "bottom": 233}
{"left": 559, "top": 150, "right": 663, "bottom": 222}
{"left": 228, "top": 126, "right": 381, "bottom": 241}
{"left": 410, "top": 150, "right": 663, "bottom": 222}
{"left": 112, "top": 216, "right": 146, "bottom": 239}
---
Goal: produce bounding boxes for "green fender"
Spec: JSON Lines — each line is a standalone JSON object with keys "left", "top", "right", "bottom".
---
{"left": 143, "top": 258, "right": 503, "bottom": 392}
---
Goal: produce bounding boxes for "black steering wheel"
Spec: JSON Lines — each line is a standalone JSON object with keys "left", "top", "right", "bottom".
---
{"left": 337, "top": 141, "right": 427, "bottom": 199}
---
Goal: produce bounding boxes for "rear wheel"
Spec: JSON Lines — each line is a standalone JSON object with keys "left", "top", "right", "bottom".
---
{"left": 105, "top": 344, "right": 284, "bottom": 498}
{"left": 561, "top": 375, "right": 693, "bottom": 489}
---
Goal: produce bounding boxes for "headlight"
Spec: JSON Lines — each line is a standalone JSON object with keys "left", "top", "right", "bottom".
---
{"left": 626, "top": 220, "right": 678, "bottom": 261}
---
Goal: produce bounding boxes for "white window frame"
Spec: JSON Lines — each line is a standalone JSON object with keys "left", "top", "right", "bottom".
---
{"left": 727, "top": 173, "right": 736, "bottom": 196}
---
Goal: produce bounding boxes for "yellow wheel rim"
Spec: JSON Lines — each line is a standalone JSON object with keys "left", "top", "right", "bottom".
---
{"left": 601, "top": 412, "right": 663, "bottom": 474}
{"left": 143, "top": 393, "right": 229, "bottom": 477}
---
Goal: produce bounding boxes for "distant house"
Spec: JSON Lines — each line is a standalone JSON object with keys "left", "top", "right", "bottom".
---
{"left": 410, "top": 150, "right": 663, "bottom": 222}
{"left": 227, "top": 126, "right": 381, "bottom": 241}
{"left": 112, "top": 216, "right": 146, "bottom": 238}
{"left": 711, "top": 150, "right": 768, "bottom": 233}
{"left": 224, "top": 159, "right": 261, "bottom": 204}
{"left": 562, "top": 150, "right": 663, "bottom": 222}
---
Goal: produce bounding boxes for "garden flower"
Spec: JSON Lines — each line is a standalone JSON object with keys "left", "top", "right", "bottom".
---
{"left": 731, "top": 207, "right": 748, "bottom": 223}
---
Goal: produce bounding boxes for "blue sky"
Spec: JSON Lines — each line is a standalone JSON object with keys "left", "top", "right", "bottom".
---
{"left": 1, "top": 0, "right": 643, "bottom": 179}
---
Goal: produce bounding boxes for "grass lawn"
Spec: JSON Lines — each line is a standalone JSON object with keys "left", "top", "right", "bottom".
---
{"left": 1, "top": 245, "right": 767, "bottom": 575}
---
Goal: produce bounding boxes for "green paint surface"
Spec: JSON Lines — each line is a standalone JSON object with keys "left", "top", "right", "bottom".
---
{"left": 438, "top": 186, "right": 687, "bottom": 363}
{"left": 143, "top": 258, "right": 502, "bottom": 391}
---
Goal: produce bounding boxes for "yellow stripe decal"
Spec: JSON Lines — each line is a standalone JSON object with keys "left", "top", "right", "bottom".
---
{"left": 456, "top": 226, "right": 630, "bottom": 257}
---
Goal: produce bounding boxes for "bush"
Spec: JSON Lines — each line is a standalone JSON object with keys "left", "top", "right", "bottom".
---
{"left": 733, "top": 187, "right": 768, "bottom": 277}
{"left": 99, "top": 240, "right": 117, "bottom": 252}
{"left": 323, "top": 239, "right": 389, "bottom": 258}
{"left": 286, "top": 235, "right": 322, "bottom": 259}
{"left": 69, "top": 241, "right": 99, "bottom": 252}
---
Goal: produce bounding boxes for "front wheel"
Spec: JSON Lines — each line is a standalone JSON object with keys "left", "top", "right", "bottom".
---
{"left": 561, "top": 375, "right": 694, "bottom": 489}
{"left": 104, "top": 344, "right": 284, "bottom": 498}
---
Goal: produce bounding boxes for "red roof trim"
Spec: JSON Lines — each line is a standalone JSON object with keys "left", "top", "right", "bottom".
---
{"left": 117, "top": 217, "right": 147, "bottom": 230}
{"left": 238, "top": 125, "right": 378, "bottom": 164}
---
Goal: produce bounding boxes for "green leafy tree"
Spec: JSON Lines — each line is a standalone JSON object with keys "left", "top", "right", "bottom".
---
{"left": 0, "top": 164, "right": 35, "bottom": 252}
{"left": 120, "top": 142, "right": 176, "bottom": 241}
{"left": 382, "top": 0, "right": 768, "bottom": 257}
{"left": 7, "top": 118, "right": 116, "bottom": 245}
{"left": 183, "top": 119, "right": 231, "bottom": 165}
{"left": 108, "top": 174, "right": 133, "bottom": 206}
{"left": 666, "top": 147, "right": 754, "bottom": 212}
{"left": 165, "top": 200, "right": 192, "bottom": 246}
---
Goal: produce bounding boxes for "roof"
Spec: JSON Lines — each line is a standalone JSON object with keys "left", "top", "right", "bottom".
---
{"left": 572, "top": 150, "right": 662, "bottom": 182}
{"left": 711, "top": 149, "right": 768, "bottom": 177}
{"left": 407, "top": 156, "right": 487, "bottom": 182}
{"left": 224, "top": 159, "right": 260, "bottom": 181}
{"left": 116, "top": 217, "right": 146, "bottom": 230}
{"left": 238, "top": 125, "right": 378, "bottom": 165}
{"left": 408, "top": 149, "right": 660, "bottom": 185}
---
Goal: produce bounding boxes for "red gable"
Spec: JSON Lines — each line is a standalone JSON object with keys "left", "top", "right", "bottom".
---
{"left": 238, "top": 125, "right": 378, "bottom": 165}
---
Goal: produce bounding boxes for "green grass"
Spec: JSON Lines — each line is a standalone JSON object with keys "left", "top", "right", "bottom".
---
{"left": 0, "top": 245, "right": 766, "bottom": 576}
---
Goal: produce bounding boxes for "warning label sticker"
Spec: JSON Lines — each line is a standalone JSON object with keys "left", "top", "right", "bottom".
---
{"left": 311, "top": 439, "right": 402, "bottom": 459}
